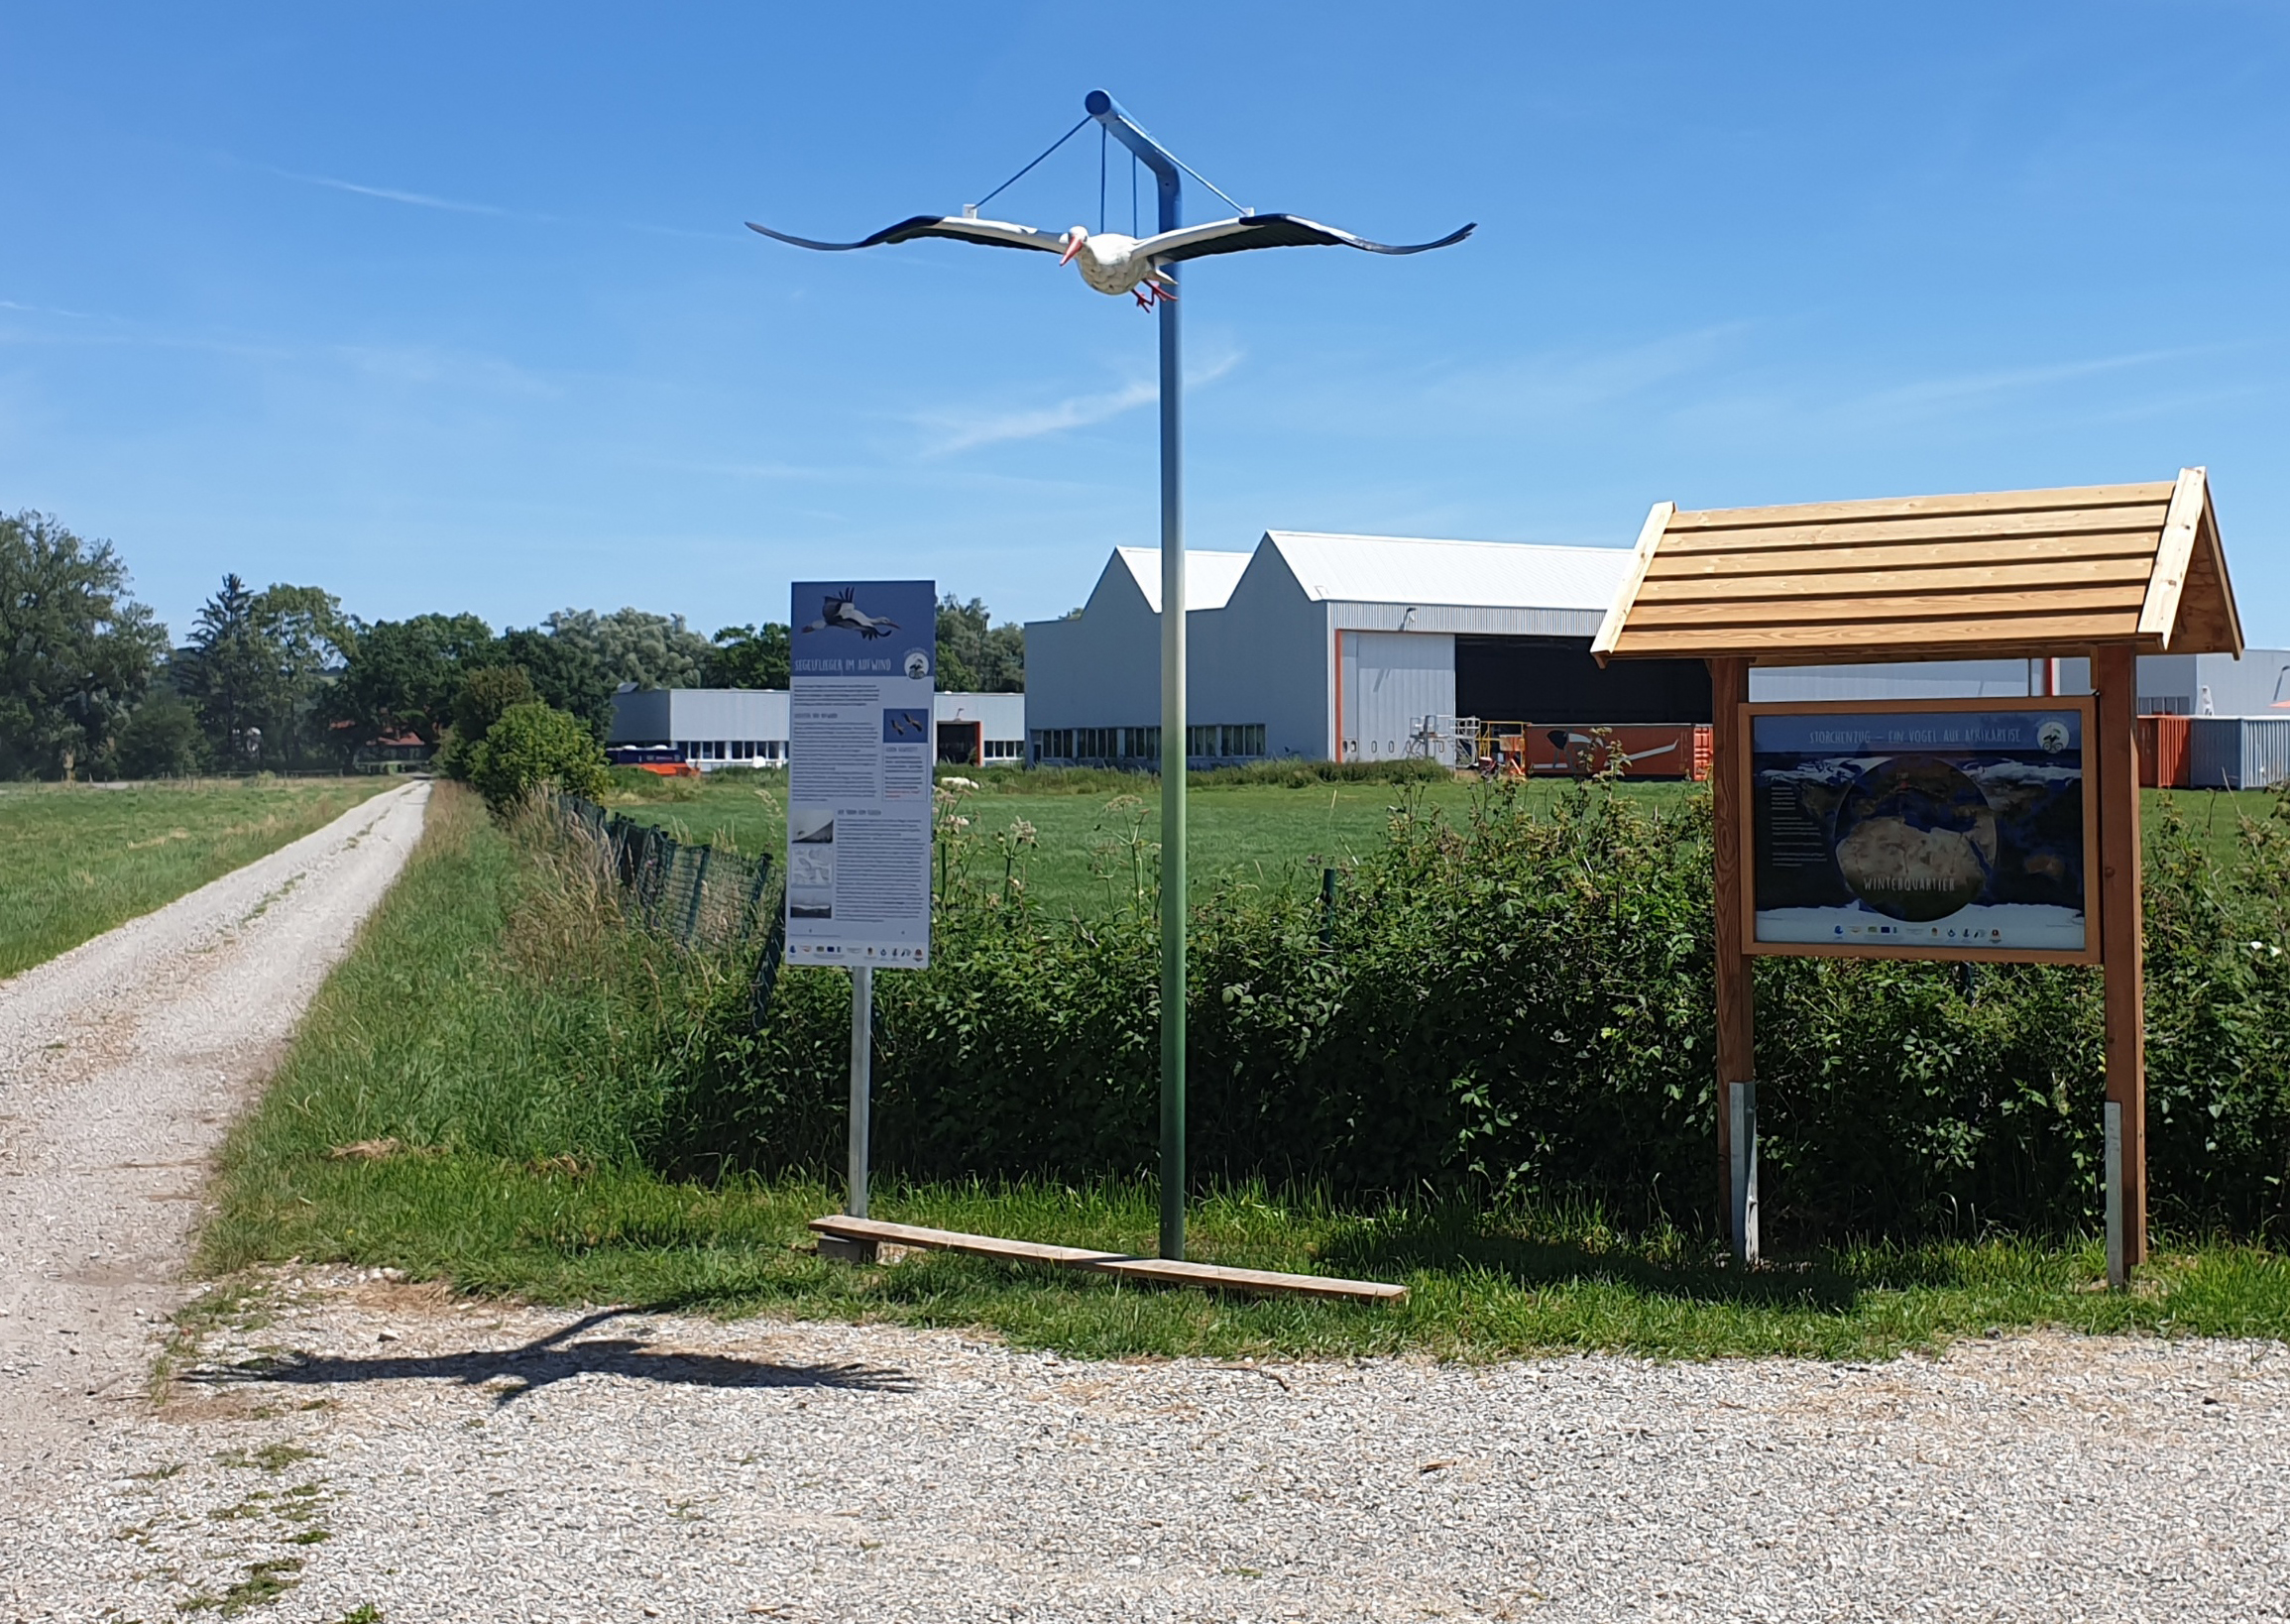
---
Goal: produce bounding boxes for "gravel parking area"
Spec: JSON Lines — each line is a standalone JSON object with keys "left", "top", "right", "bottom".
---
{"left": 4, "top": 1275, "right": 2284, "bottom": 1623}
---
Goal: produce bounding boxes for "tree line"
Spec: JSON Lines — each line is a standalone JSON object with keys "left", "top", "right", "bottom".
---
{"left": 1, "top": 509, "right": 1026, "bottom": 781}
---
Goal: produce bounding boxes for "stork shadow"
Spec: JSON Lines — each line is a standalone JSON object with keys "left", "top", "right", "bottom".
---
{"left": 1318, "top": 1214, "right": 1865, "bottom": 1313}
{"left": 190, "top": 1309, "right": 917, "bottom": 1407}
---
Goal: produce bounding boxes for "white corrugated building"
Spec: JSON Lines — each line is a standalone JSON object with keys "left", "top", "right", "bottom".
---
{"left": 608, "top": 688, "right": 1026, "bottom": 768}
{"left": 1023, "top": 530, "right": 2289, "bottom": 768}
{"left": 1023, "top": 531, "right": 1710, "bottom": 765}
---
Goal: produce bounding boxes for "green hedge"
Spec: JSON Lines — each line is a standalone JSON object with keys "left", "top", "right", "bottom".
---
{"left": 651, "top": 783, "right": 2290, "bottom": 1242}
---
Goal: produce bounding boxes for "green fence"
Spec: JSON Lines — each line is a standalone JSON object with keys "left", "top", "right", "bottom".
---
{"left": 554, "top": 794, "right": 787, "bottom": 1023}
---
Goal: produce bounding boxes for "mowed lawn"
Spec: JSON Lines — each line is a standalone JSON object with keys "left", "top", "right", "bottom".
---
{"left": 600, "top": 768, "right": 2276, "bottom": 915}
{"left": 0, "top": 777, "right": 390, "bottom": 978}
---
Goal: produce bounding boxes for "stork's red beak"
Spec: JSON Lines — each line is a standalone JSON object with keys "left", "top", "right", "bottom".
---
{"left": 1059, "top": 232, "right": 1083, "bottom": 266}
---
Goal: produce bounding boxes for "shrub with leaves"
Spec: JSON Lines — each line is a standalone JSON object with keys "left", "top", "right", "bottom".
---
{"left": 617, "top": 779, "right": 2290, "bottom": 1243}
{"left": 468, "top": 702, "right": 610, "bottom": 809}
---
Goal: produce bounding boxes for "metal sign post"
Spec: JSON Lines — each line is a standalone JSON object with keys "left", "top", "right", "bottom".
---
{"left": 1086, "top": 89, "right": 1189, "bottom": 1262}
{"left": 850, "top": 964, "right": 873, "bottom": 1220}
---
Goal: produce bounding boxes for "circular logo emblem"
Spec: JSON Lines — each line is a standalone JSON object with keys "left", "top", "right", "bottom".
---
{"left": 2037, "top": 719, "right": 2070, "bottom": 754}
{"left": 903, "top": 649, "right": 930, "bottom": 682}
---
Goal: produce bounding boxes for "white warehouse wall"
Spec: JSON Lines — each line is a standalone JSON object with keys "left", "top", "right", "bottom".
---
{"left": 1191, "top": 544, "right": 1335, "bottom": 760}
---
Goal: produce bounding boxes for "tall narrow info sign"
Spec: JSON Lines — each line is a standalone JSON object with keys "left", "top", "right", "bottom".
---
{"left": 787, "top": 580, "right": 937, "bottom": 967}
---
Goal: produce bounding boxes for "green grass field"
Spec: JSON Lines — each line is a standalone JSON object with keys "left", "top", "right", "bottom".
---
{"left": 0, "top": 777, "right": 389, "bottom": 978}
{"left": 604, "top": 768, "right": 1694, "bottom": 913}
{"left": 602, "top": 768, "right": 2278, "bottom": 915}
{"left": 199, "top": 783, "right": 2290, "bottom": 1362}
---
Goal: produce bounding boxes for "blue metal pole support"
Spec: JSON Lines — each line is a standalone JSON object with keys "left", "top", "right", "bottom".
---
{"left": 1088, "top": 89, "right": 1187, "bottom": 1261}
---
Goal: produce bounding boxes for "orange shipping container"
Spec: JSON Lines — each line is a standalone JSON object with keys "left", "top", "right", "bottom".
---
{"left": 2136, "top": 714, "right": 2192, "bottom": 788}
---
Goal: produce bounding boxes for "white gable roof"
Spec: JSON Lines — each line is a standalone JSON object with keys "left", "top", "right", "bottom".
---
{"left": 1262, "top": 531, "right": 1634, "bottom": 612}
{"left": 1113, "top": 547, "right": 1254, "bottom": 614}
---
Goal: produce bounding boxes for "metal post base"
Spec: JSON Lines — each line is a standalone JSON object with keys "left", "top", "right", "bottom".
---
{"left": 1729, "top": 1080, "right": 1760, "bottom": 1267}
{"left": 817, "top": 1234, "right": 879, "bottom": 1265}
{"left": 2105, "top": 1100, "right": 2125, "bottom": 1289}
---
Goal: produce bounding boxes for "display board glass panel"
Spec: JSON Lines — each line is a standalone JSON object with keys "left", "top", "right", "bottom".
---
{"left": 1742, "top": 698, "right": 2099, "bottom": 963}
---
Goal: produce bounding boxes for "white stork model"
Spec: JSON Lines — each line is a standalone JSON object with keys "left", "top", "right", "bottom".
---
{"left": 799, "top": 589, "right": 899, "bottom": 640}
{"left": 747, "top": 213, "right": 1475, "bottom": 308}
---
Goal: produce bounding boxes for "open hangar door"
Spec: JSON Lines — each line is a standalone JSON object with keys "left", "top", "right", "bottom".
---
{"left": 1455, "top": 637, "right": 1711, "bottom": 725}
{"left": 1339, "top": 632, "right": 1455, "bottom": 760}
{"left": 936, "top": 720, "right": 981, "bottom": 765}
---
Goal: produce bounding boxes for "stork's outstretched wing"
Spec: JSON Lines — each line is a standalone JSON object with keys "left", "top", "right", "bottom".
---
{"left": 1142, "top": 214, "right": 1475, "bottom": 264}
{"left": 745, "top": 215, "right": 1069, "bottom": 254}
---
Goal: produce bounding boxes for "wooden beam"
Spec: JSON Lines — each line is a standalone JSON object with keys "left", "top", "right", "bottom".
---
{"left": 1608, "top": 612, "right": 2163, "bottom": 658}
{"left": 808, "top": 1215, "right": 1409, "bottom": 1305}
{"left": 1623, "top": 585, "right": 2151, "bottom": 630}
{"left": 1708, "top": 657, "right": 1754, "bottom": 1239}
{"left": 1591, "top": 501, "right": 1674, "bottom": 663}
{"left": 1660, "top": 504, "right": 2172, "bottom": 553}
{"left": 1669, "top": 482, "right": 2176, "bottom": 531}
{"left": 2093, "top": 646, "right": 2147, "bottom": 1273}
{"left": 2137, "top": 468, "right": 2209, "bottom": 645}
{"left": 1637, "top": 555, "right": 2156, "bottom": 601}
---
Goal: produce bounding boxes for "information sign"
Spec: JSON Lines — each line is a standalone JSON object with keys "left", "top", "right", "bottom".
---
{"left": 1744, "top": 699, "right": 2098, "bottom": 963}
{"left": 786, "top": 580, "right": 938, "bottom": 968}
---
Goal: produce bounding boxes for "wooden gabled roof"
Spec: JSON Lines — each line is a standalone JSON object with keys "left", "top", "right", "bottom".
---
{"left": 1593, "top": 468, "right": 2240, "bottom": 664}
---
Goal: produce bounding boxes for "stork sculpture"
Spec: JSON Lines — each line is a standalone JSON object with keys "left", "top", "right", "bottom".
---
{"left": 749, "top": 213, "right": 1475, "bottom": 309}
{"left": 756, "top": 90, "right": 1469, "bottom": 1264}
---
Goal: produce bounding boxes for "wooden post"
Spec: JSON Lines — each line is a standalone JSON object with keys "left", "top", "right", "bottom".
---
{"left": 2093, "top": 645, "right": 2147, "bottom": 1276}
{"left": 1708, "top": 656, "right": 1755, "bottom": 1256}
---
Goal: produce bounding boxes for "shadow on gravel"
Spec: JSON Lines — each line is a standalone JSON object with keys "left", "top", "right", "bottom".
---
{"left": 189, "top": 1309, "right": 918, "bottom": 1406}
{"left": 1321, "top": 1218, "right": 1864, "bottom": 1313}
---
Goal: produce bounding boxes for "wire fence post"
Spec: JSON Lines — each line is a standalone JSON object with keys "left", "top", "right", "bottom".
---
{"left": 681, "top": 845, "right": 714, "bottom": 946}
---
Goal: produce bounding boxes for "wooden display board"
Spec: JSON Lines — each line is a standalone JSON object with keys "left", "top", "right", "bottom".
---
{"left": 1593, "top": 470, "right": 2242, "bottom": 1284}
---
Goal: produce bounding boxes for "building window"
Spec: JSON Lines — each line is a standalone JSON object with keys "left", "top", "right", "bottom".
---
{"left": 1184, "top": 724, "right": 1267, "bottom": 759}
{"left": 1074, "top": 726, "right": 1119, "bottom": 759}
{"left": 1034, "top": 728, "right": 1075, "bottom": 760}
{"left": 983, "top": 739, "right": 1022, "bottom": 761}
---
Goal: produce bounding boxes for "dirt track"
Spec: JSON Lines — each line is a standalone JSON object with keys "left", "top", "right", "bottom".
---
{"left": 0, "top": 781, "right": 427, "bottom": 1459}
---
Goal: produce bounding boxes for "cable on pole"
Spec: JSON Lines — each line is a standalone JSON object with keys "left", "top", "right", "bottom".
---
{"left": 1099, "top": 125, "right": 1107, "bottom": 234}
{"left": 1167, "top": 153, "right": 1249, "bottom": 217}
{"left": 971, "top": 114, "right": 1092, "bottom": 214}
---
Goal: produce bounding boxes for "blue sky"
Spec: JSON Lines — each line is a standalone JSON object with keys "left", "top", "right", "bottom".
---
{"left": 4, "top": 2, "right": 2286, "bottom": 644}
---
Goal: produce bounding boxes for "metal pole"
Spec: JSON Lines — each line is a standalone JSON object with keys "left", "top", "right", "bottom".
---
{"left": 1088, "top": 89, "right": 1188, "bottom": 1260}
{"left": 1729, "top": 1079, "right": 1760, "bottom": 1266}
{"left": 2104, "top": 1100, "right": 2124, "bottom": 1288}
{"left": 849, "top": 965, "right": 872, "bottom": 1220}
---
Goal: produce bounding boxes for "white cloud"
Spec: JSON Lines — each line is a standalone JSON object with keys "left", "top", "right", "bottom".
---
{"left": 267, "top": 166, "right": 506, "bottom": 216}
{"left": 921, "top": 351, "right": 1242, "bottom": 454}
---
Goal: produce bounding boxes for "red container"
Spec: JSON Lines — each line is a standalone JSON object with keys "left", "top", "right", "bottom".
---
{"left": 1527, "top": 724, "right": 1705, "bottom": 779}
{"left": 2137, "top": 714, "right": 2192, "bottom": 788}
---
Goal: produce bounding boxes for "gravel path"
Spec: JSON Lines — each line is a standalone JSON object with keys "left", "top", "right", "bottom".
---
{"left": 5, "top": 774, "right": 2288, "bottom": 1621}
{"left": 8, "top": 1281, "right": 2288, "bottom": 1623}
{"left": 0, "top": 780, "right": 427, "bottom": 1455}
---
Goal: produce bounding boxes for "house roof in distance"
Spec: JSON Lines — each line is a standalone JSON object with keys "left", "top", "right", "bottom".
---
{"left": 1595, "top": 469, "right": 2241, "bottom": 665}
{"left": 1263, "top": 531, "right": 1634, "bottom": 611}
{"left": 1113, "top": 546, "right": 1253, "bottom": 613}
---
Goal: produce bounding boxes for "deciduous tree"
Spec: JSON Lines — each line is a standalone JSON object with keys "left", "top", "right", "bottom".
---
{"left": 0, "top": 511, "right": 169, "bottom": 779}
{"left": 705, "top": 623, "right": 791, "bottom": 689}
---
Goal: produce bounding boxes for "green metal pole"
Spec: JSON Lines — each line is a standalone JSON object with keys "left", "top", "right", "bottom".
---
{"left": 1153, "top": 178, "right": 1186, "bottom": 1264}
{"left": 1089, "top": 89, "right": 1188, "bottom": 1261}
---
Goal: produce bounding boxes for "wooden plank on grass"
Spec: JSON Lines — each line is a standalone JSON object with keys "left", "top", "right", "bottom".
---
{"left": 808, "top": 1216, "right": 1408, "bottom": 1304}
